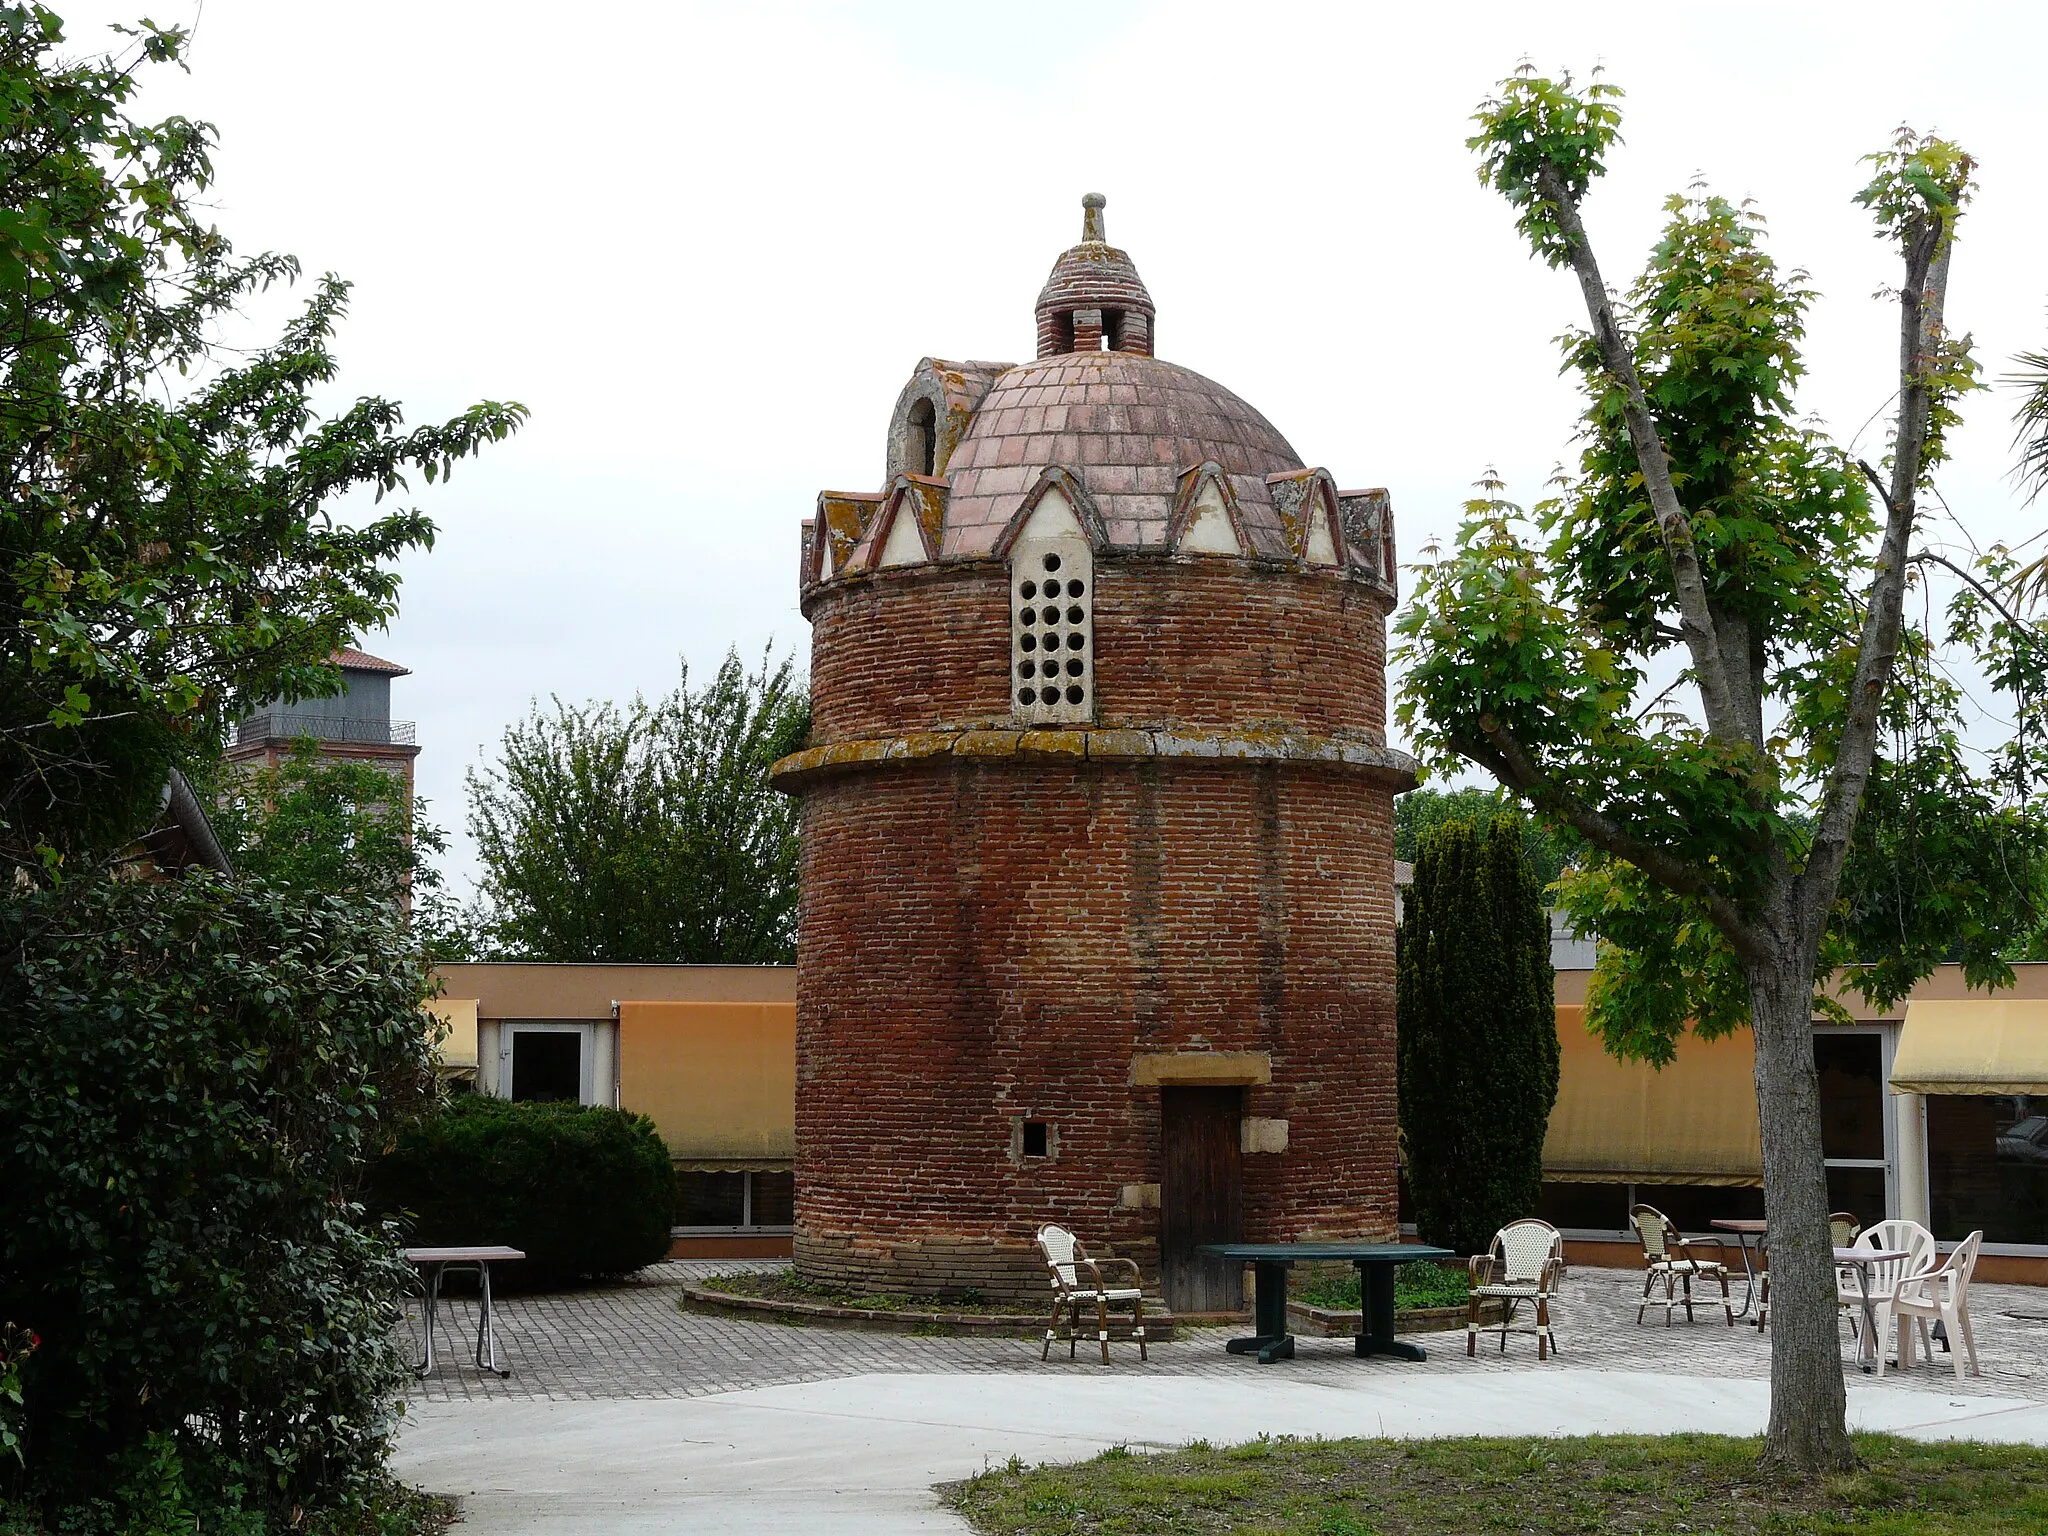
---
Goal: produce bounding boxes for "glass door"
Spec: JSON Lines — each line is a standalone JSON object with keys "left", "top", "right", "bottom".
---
{"left": 1813, "top": 1027, "right": 1894, "bottom": 1229}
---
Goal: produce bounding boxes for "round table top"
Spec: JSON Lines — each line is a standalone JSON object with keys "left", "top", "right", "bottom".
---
{"left": 1709, "top": 1219, "right": 1768, "bottom": 1233}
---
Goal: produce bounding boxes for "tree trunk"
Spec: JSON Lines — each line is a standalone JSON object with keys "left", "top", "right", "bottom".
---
{"left": 1748, "top": 941, "right": 1855, "bottom": 1474}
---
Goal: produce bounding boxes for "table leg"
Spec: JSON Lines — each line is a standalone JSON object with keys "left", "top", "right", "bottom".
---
{"left": 1355, "top": 1260, "right": 1427, "bottom": 1361}
{"left": 1728, "top": 1235, "right": 1757, "bottom": 1321}
{"left": 1856, "top": 1267, "right": 1878, "bottom": 1374}
{"left": 414, "top": 1262, "right": 443, "bottom": 1377}
{"left": 1224, "top": 1260, "right": 1295, "bottom": 1363}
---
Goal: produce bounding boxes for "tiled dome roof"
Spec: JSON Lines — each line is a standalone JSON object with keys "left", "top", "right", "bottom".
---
{"left": 940, "top": 350, "right": 1304, "bottom": 559}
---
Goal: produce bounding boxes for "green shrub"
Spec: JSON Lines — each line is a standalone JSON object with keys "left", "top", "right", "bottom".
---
{"left": 0, "top": 873, "right": 438, "bottom": 1529}
{"left": 1397, "top": 813, "right": 1559, "bottom": 1257}
{"left": 372, "top": 1096, "right": 674, "bottom": 1287}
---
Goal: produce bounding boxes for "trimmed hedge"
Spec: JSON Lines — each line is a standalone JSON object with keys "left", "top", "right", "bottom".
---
{"left": 372, "top": 1096, "right": 674, "bottom": 1286}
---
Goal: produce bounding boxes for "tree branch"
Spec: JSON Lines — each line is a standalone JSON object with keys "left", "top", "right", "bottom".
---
{"left": 1799, "top": 224, "right": 1952, "bottom": 949}
{"left": 1533, "top": 159, "right": 1742, "bottom": 745}
{"left": 1452, "top": 719, "right": 1769, "bottom": 965}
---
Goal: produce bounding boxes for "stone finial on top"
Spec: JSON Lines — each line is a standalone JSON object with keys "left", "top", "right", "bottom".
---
{"left": 1082, "top": 192, "right": 1107, "bottom": 244}
{"left": 1036, "top": 195, "right": 1155, "bottom": 359}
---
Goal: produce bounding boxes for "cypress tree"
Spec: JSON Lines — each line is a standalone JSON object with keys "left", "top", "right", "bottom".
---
{"left": 1396, "top": 812, "right": 1559, "bottom": 1257}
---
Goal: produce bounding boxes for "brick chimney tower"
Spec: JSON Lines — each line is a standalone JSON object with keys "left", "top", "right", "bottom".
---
{"left": 775, "top": 196, "right": 1415, "bottom": 1311}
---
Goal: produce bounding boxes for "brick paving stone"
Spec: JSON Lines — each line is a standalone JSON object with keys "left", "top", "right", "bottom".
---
{"left": 398, "top": 1262, "right": 2048, "bottom": 1407}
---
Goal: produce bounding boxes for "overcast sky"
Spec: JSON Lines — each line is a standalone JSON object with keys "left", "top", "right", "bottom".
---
{"left": 53, "top": 1, "right": 2048, "bottom": 894}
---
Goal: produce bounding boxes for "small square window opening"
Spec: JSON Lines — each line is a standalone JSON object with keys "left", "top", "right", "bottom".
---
{"left": 1022, "top": 1120, "right": 1050, "bottom": 1158}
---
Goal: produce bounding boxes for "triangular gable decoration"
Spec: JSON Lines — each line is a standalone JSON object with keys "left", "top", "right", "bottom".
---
{"left": 994, "top": 466, "right": 1106, "bottom": 558}
{"left": 1168, "top": 462, "right": 1246, "bottom": 556}
{"left": 1303, "top": 480, "right": 1341, "bottom": 567}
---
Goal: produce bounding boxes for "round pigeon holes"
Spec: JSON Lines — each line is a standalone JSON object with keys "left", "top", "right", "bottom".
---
{"left": 1019, "top": 580, "right": 1037, "bottom": 599}
{"left": 1017, "top": 660, "right": 1035, "bottom": 679}
{"left": 1020, "top": 633, "right": 1037, "bottom": 652}
{"left": 1066, "top": 658, "right": 1084, "bottom": 678}
{"left": 1068, "top": 580, "right": 1084, "bottom": 598}
{"left": 1066, "top": 631, "right": 1085, "bottom": 651}
{"left": 1018, "top": 687, "right": 1033, "bottom": 704}
{"left": 1066, "top": 605, "right": 1084, "bottom": 625}
{"left": 1066, "top": 685, "right": 1085, "bottom": 704}
{"left": 1042, "top": 552, "right": 1061, "bottom": 572}
{"left": 1019, "top": 606, "right": 1037, "bottom": 626}
{"left": 1040, "top": 686, "right": 1062, "bottom": 705}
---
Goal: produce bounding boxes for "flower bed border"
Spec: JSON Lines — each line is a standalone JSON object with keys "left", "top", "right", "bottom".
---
{"left": 679, "top": 1282, "right": 1176, "bottom": 1339}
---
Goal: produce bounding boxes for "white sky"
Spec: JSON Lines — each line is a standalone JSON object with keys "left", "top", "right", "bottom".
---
{"left": 52, "top": 0, "right": 2048, "bottom": 894}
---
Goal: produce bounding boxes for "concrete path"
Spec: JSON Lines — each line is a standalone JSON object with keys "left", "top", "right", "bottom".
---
{"left": 394, "top": 1365, "right": 2048, "bottom": 1534}
{"left": 392, "top": 1262, "right": 2048, "bottom": 1532}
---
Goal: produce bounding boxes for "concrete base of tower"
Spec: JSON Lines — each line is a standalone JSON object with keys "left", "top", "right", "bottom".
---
{"left": 794, "top": 1231, "right": 1162, "bottom": 1309}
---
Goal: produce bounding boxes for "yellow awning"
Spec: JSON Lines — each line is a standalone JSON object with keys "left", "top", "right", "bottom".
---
{"left": 1890, "top": 999, "right": 2048, "bottom": 1095}
{"left": 617, "top": 1001, "right": 795, "bottom": 1163}
{"left": 1542, "top": 1006, "right": 1763, "bottom": 1186}
{"left": 425, "top": 997, "right": 479, "bottom": 1068}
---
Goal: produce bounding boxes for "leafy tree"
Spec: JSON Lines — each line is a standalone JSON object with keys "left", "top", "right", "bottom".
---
{"left": 212, "top": 739, "right": 436, "bottom": 900}
{"left": 0, "top": 6, "right": 524, "bottom": 878}
{"left": 206, "top": 737, "right": 477, "bottom": 958}
{"left": 0, "top": 873, "right": 437, "bottom": 1525}
{"left": 1395, "top": 785, "right": 1574, "bottom": 887}
{"left": 468, "top": 648, "right": 808, "bottom": 963}
{"left": 1396, "top": 814, "right": 1558, "bottom": 1258}
{"left": 1400, "top": 67, "right": 2040, "bottom": 1472}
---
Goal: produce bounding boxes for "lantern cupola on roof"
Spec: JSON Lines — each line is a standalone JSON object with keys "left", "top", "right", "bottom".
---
{"left": 1035, "top": 193, "right": 1155, "bottom": 358}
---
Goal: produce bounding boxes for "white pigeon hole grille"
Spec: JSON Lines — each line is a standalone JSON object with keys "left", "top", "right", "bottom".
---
{"left": 1011, "top": 540, "right": 1094, "bottom": 725}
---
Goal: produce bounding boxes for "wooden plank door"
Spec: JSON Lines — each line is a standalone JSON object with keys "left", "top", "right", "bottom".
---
{"left": 1159, "top": 1086, "right": 1244, "bottom": 1313}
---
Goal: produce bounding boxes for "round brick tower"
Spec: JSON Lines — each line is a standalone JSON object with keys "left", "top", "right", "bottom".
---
{"left": 775, "top": 195, "right": 1417, "bottom": 1311}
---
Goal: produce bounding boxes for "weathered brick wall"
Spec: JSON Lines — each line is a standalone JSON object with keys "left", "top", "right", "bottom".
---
{"left": 804, "top": 561, "right": 1391, "bottom": 745}
{"left": 793, "top": 756, "right": 1399, "bottom": 1304}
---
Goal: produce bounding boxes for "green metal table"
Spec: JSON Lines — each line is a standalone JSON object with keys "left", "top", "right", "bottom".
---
{"left": 1197, "top": 1242, "right": 1458, "bottom": 1364}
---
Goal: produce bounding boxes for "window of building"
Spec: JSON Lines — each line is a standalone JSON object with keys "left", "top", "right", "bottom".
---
{"left": 1928, "top": 1093, "right": 2048, "bottom": 1246}
{"left": 673, "top": 1169, "right": 795, "bottom": 1232}
{"left": 1012, "top": 544, "right": 1093, "bottom": 725}
{"left": 1022, "top": 1120, "right": 1049, "bottom": 1157}
{"left": 508, "top": 1025, "right": 588, "bottom": 1103}
{"left": 907, "top": 398, "right": 936, "bottom": 477}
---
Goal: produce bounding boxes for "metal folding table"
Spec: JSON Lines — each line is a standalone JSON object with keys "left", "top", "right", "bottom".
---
{"left": 405, "top": 1245, "right": 525, "bottom": 1377}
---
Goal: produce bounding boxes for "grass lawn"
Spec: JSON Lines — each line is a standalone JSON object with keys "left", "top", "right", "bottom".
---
{"left": 943, "top": 1433, "right": 2048, "bottom": 1534}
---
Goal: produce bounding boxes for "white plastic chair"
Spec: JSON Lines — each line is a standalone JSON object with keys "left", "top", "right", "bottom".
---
{"left": 1893, "top": 1231, "right": 1983, "bottom": 1380}
{"left": 1839, "top": 1218, "right": 1936, "bottom": 1377}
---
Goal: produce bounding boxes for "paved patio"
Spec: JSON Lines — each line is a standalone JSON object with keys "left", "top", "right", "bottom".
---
{"left": 398, "top": 1259, "right": 2048, "bottom": 1404}
{"left": 392, "top": 1262, "right": 2048, "bottom": 1534}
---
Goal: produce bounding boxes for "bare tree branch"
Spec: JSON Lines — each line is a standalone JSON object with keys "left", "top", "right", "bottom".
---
{"left": 1533, "top": 159, "right": 1742, "bottom": 744}
{"left": 1450, "top": 719, "right": 1769, "bottom": 965}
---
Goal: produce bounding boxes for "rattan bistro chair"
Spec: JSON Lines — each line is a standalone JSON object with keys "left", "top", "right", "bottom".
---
{"left": 1629, "top": 1205, "right": 1735, "bottom": 1326}
{"left": 1467, "top": 1218, "right": 1565, "bottom": 1359}
{"left": 1035, "top": 1224, "right": 1148, "bottom": 1365}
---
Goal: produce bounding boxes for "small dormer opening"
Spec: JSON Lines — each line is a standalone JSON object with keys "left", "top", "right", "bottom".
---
{"left": 1105, "top": 310, "right": 1126, "bottom": 351}
{"left": 907, "top": 398, "right": 936, "bottom": 477}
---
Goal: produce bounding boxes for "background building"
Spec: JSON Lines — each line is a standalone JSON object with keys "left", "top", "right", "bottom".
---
{"left": 228, "top": 646, "right": 420, "bottom": 798}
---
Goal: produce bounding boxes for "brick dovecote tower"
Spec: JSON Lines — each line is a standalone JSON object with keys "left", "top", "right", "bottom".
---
{"left": 774, "top": 195, "right": 1417, "bottom": 1312}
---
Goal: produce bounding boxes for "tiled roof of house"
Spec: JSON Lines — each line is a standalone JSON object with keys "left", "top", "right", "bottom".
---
{"left": 333, "top": 646, "right": 409, "bottom": 676}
